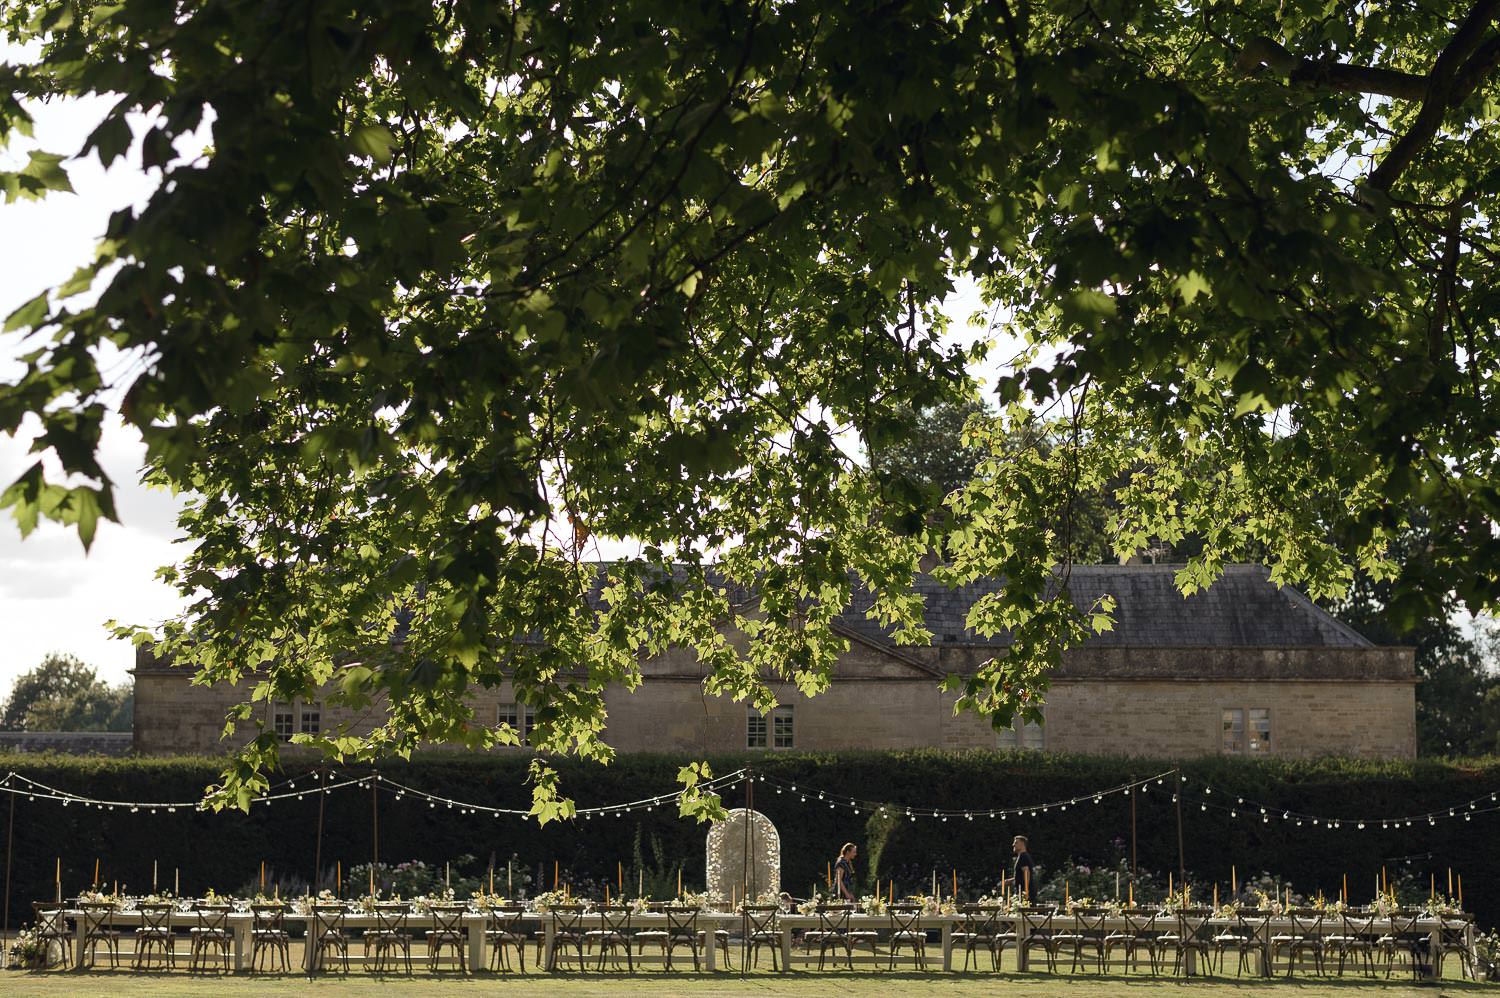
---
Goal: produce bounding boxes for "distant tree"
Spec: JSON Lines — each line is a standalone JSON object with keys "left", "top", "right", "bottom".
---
{"left": 870, "top": 398, "right": 992, "bottom": 505}
{"left": 1334, "top": 530, "right": 1499, "bottom": 756}
{"left": 1, "top": 653, "right": 132, "bottom": 732}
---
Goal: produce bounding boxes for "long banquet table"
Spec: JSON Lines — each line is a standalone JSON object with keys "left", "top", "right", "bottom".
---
{"left": 57, "top": 906, "right": 1474, "bottom": 977}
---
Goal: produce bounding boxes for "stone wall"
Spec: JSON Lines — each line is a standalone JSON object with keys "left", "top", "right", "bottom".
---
{"left": 133, "top": 636, "right": 1417, "bottom": 759}
{"left": 1043, "top": 678, "right": 1416, "bottom": 758}
{"left": 0, "top": 731, "right": 133, "bottom": 756}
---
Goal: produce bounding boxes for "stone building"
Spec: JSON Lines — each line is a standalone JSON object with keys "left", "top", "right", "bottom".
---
{"left": 131, "top": 564, "right": 1417, "bottom": 759}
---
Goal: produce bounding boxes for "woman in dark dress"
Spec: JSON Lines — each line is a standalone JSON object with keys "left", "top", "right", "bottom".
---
{"left": 833, "top": 842, "right": 858, "bottom": 901}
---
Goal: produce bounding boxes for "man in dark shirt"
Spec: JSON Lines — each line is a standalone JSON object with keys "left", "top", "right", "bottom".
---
{"left": 1006, "top": 835, "right": 1036, "bottom": 902}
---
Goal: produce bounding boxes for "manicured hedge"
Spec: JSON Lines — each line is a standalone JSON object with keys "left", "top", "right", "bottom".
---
{"left": 2, "top": 750, "right": 1497, "bottom": 929}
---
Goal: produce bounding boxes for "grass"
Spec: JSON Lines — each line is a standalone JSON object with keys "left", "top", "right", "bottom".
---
{"left": 3, "top": 931, "right": 1489, "bottom": 996}
{"left": 0, "top": 969, "right": 1493, "bottom": 998}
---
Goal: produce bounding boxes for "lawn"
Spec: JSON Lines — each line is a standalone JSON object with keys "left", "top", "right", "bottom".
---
{"left": 1, "top": 968, "right": 1493, "bottom": 998}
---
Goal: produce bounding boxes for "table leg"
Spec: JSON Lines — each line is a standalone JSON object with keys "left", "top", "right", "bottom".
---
{"left": 72, "top": 915, "right": 86, "bottom": 971}
{"left": 1017, "top": 919, "right": 1029, "bottom": 972}
{"left": 231, "top": 915, "right": 248, "bottom": 972}
{"left": 1427, "top": 928, "right": 1439, "bottom": 980}
{"left": 542, "top": 918, "right": 555, "bottom": 971}
{"left": 704, "top": 927, "right": 717, "bottom": 972}
{"left": 941, "top": 922, "right": 952, "bottom": 972}
{"left": 305, "top": 925, "right": 317, "bottom": 974}
{"left": 779, "top": 923, "right": 792, "bottom": 971}
{"left": 468, "top": 916, "right": 484, "bottom": 972}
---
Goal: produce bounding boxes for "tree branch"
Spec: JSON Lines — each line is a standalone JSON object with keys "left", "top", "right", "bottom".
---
{"left": 1236, "top": 35, "right": 1428, "bottom": 100}
{"left": 1369, "top": 1, "right": 1500, "bottom": 191}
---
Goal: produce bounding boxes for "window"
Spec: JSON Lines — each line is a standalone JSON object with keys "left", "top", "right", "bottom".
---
{"left": 1222, "top": 708, "right": 1246, "bottom": 753}
{"left": 1248, "top": 708, "right": 1271, "bottom": 754}
{"left": 997, "top": 715, "right": 1045, "bottom": 751}
{"left": 497, "top": 703, "right": 534, "bottom": 746}
{"left": 272, "top": 703, "right": 294, "bottom": 741}
{"left": 748, "top": 706, "right": 793, "bottom": 749}
{"left": 299, "top": 704, "right": 321, "bottom": 735}
{"left": 773, "top": 706, "right": 794, "bottom": 749}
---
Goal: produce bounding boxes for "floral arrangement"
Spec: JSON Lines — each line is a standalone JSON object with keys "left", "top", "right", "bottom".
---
{"left": 291, "top": 889, "right": 339, "bottom": 914}
{"left": 906, "top": 894, "right": 957, "bottom": 916}
{"left": 1064, "top": 895, "right": 1100, "bottom": 913}
{"left": 679, "top": 890, "right": 722, "bottom": 911}
{"left": 796, "top": 892, "right": 828, "bottom": 915}
{"left": 1250, "top": 888, "right": 1289, "bottom": 915}
{"left": 1421, "top": 894, "right": 1462, "bottom": 917}
{"left": 6, "top": 926, "right": 54, "bottom": 969}
{"left": 471, "top": 891, "right": 516, "bottom": 908}
{"left": 411, "top": 888, "right": 458, "bottom": 913}
{"left": 529, "top": 889, "right": 570, "bottom": 913}
{"left": 860, "top": 894, "right": 888, "bottom": 916}
{"left": 1158, "top": 888, "right": 1192, "bottom": 914}
{"left": 1308, "top": 894, "right": 1347, "bottom": 914}
{"left": 1213, "top": 901, "right": 1241, "bottom": 919}
{"left": 76, "top": 889, "right": 121, "bottom": 907}
{"left": 1473, "top": 928, "right": 1500, "bottom": 982}
{"left": 629, "top": 895, "right": 653, "bottom": 915}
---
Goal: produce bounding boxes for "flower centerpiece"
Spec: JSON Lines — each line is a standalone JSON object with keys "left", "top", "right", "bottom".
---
{"left": 679, "top": 890, "right": 723, "bottom": 912}
{"left": 76, "top": 888, "right": 121, "bottom": 907}
{"left": 1422, "top": 894, "right": 1462, "bottom": 918}
{"left": 797, "top": 892, "right": 828, "bottom": 915}
{"left": 1213, "top": 900, "right": 1241, "bottom": 920}
{"left": 861, "top": 894, "right": 888, "bottom": 917}
{"left": 471, "top": 890, "right": 513, "bottom": 908}
{"left": 529, "top": 889, "right": 568, "bottom": 913}
{"left": 629, "top": 894, "right": 653, "bottom": 916}
{"left": 1064, "top": 895, "right": 1099, "bottom": 913}
{"left": 292, "top": 889, "right": 338, "bottom": 914}
{"left": 411, "top": 888, "right": 458, "bottom": 913}
{"left": 6, "top": 926, "right": 55, "bottom": 969}
{"left": 1309, "top": 893, "right": 1346, "bottom": 914}
{"left": 1158, "top": 888, "right": 1191, "bottom": 914}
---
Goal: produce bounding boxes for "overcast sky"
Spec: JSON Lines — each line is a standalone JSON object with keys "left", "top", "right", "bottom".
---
{"left": 0, "top": 93, "right": 192, "bottom": 699}
{"left": 0, "top": 90, "right": 994, "bottom": 702}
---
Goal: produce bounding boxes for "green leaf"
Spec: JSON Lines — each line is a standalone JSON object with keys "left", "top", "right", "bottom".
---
{"left": 21, "top": 150, "right": 72, "bottom": 193}
{"left": 1172, "top": 270, "right": 1211, "bottom": 304}
{"left": 350, "top": 123, "right": 399, "bottom": 164}
{"left": 1058, "top": 288, "right": 1116, "bottom": 327}
{"left": 83, "top": 115, "right": 134, "bottom": 167}
{"left": 4, "top": 291, "right": 48, "bottom": 332}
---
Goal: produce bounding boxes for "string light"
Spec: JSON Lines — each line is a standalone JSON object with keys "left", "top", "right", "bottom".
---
{"left": 8, "top": 766, "right": 1497, "bottom": 834}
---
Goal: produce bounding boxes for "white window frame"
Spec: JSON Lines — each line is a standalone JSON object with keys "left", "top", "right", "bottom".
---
{"left": 997, "top": 713, "right": 1045, "bottom": 751}
{"left": 272, "top": 702, "right": 295, "bottom": 741}
{"left": 497, "top": 702, "right": 534, "bottom": 746}
{"left": 746, "top": 711, "right": 768, "bottom": 749}
{"left": 748, "top": 706, "right": 793, "bottom": 750}
{"left": 1247, "top": 707, "right": 1271, "bottom": 754}
{"left": 1222, "top": 708, "right": 1246, "bottom": 754}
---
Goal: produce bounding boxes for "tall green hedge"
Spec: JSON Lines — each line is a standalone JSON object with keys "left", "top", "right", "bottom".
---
{"left": 2, "top": 750, "right": 1497, "bottom": 929}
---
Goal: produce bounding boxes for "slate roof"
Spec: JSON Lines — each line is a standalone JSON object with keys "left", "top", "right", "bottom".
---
{"left": 835, "top": 563, "right": 1372, "bottom": 650}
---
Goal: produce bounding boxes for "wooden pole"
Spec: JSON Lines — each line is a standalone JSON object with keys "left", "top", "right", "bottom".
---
{"left": 741, "top": 767, "right": 752, "bottom": 981}
{"left": 371, "top": 776, "right": 379, "bottom": 895}
{"left": 1130, "top": 783, "right": 1138, "bottom": 879}
{"left": 314, "top": 772, "right": 326, "bottom": 892}
{"left": 3, "top": 785, "right": 14, "bottom": 944}
{"left": 1173, "top": 766, "right": 1186, "bottom": 886}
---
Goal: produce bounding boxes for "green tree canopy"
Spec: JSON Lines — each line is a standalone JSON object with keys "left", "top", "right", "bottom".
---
{"left": 3, "top": 1, "right": 1499, "bottom": 809}
{"left": 1, "top": 652, "right": 132, "bottom": 732}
